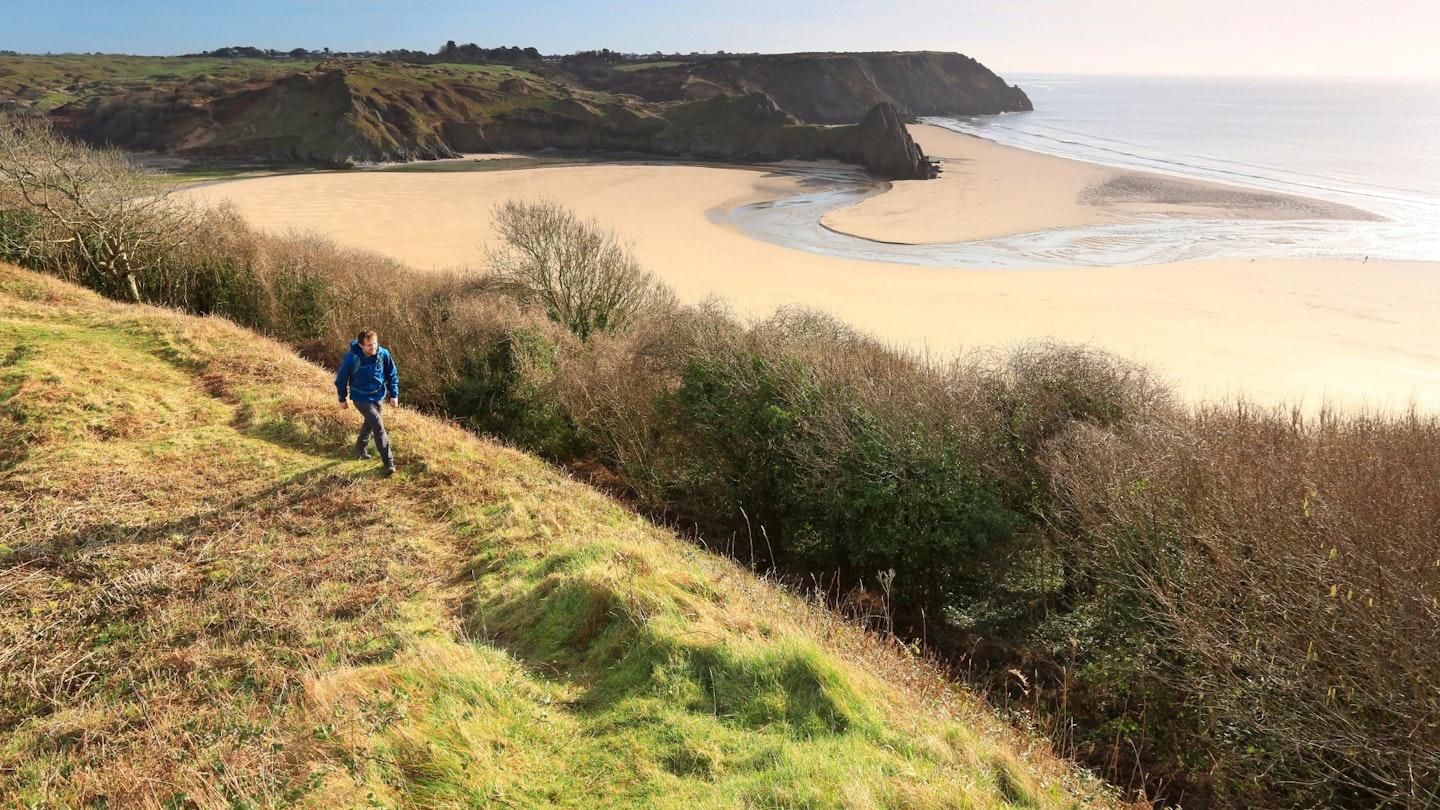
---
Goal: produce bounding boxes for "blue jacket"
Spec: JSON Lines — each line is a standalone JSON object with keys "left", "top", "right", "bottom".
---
{"left": 336, "top": 340, "right": 399, "bottom": 403}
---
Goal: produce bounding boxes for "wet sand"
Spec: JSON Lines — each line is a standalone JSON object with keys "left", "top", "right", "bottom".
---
{"left": 181, "top": 126, "right": 1440, "bottom": 412}
{"left": 821, "top": 125, "right": 1378, "bottom": 245}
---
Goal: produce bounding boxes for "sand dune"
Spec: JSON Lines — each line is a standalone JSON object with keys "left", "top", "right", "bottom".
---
{"left": 182, "top": 125, "right": 1440, "bottom": 412}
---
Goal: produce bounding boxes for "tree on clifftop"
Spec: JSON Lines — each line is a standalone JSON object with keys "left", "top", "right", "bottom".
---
{"left": 0, "top": 117, "right": 197, "bottom": 303}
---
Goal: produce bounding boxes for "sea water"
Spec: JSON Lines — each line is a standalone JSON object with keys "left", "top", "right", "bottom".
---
{"left": 719, "top": 74, "right": 1440, "bottom": 268}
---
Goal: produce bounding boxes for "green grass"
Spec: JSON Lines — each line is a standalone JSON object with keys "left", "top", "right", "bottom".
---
{"left": 614, "top": 61, "right": 691, "bottom": 72}
{"left": 0, "top": 54, "right": 320, "bottom": 106}
{"left": 438, "top": 63, "right": 542, "bottom": 79}
{"left": 0, "top": 264, "right": 1119, "bottom": 808}
{"left": 0, "top": 54, "right": 320, "bottom": 81}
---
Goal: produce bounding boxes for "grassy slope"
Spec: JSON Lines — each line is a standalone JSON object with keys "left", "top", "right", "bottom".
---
{"left": 0, "top": 264, "right": 1117, "bottom": 809}
{"left": 2, "top": 55, "right": 665, "bottom": 165}
{"left": 0, "top": 55, "right": 322, "bottom": 112}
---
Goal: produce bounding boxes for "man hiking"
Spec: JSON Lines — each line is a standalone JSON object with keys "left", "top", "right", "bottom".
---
{"left": 336, "top": 329, "right": 399, "bottom": 475}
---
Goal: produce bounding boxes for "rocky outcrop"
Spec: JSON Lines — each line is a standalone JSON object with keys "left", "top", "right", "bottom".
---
{"left": 210, "top": 68, "right": 464, "bottom": 164}
{"left": 855, "top": 102, "right": 936, "bottom": 180}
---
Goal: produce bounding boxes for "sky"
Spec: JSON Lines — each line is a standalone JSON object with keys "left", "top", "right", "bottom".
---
{"left": 2, "top": 0, "right": 1438, "bottom": 80}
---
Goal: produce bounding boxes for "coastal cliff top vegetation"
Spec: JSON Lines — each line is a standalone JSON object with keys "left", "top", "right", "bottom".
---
{"left": 2, "top": 117, "right": 1436, "bottom": 809}
{"left": 0, "top": 46, "right": 1025, "bottom": 116}
{"left": 0, "top": 263, "right": 1118, "bottom": 807}
{"left": 0, "top": 47, "right": 853, "bottom": 117}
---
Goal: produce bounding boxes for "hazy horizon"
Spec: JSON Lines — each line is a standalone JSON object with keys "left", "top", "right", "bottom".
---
{"left": 3, "top": 0, "right": 1438, "bottom": 81}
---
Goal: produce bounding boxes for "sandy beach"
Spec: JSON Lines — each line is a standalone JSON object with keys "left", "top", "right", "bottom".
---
{"left": 181, "top": 124, "right": 1440, "bottom": 412}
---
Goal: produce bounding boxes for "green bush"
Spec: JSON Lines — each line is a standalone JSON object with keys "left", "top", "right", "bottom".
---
{"left": 0, "top": 207, "right": 44, "bottom": 268}
{"left": 445, "top": 326, "right": 581, "bottom": 460}
{"left": 664, "top": 334, "right": 1015, "bottom": 611}
{"left": 971, "top": 339, "right": 1172, "bottom": 517}
{"left": 669, "top": 350, "right": 814, "bottom": 551}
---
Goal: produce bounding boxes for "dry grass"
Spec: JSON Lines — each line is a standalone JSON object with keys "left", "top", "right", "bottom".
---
{"left": 0, "top": 263, "right": 1121, "bottom": 807}
{"left": 0, "top": 269, "right": 455, "bottom": 806}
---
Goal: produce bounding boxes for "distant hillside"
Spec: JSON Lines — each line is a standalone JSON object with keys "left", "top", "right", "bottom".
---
{"left": 0, "top": 51, "right": 1028, "bottom": 177}
{"left": 0, "top": 262, "right": 1116, "bottom": 807}
{"left": 600, "top": 51, "right": 1033, "bottom": 123}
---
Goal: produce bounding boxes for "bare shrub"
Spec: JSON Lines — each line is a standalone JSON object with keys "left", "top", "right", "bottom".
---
{"left": 948, "top": 339, "right": 1179, "bottom": 529}
{"left": 151, "top": 201, "right": 268, "bottom": 317}
{"left": 536, "top": 296, "right": 741, "bottom": 509}
{"left": 1044, "top": 400, "right": 1440, "bottom": 806}
{"left": 0, "top": 116, "right": 199, "bottom": 302}
{"left": 485, "top": 198, "right": 675, "bottom": 341}
{"left": 976, "top": 340, "right": 1173, "bottom": 447}
{"left": 372, "top": 274, "right": 533, "bottom": 411}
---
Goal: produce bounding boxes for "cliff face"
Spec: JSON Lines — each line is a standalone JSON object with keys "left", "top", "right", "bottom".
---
{"left": 604, "top": 51, "right": 1033, "bottom": 124}
{"left": 32, "top": 53, "right": 1019, "bottom": 176}
{"left": 66, "top": 64, "right": 466, "bottom": 165}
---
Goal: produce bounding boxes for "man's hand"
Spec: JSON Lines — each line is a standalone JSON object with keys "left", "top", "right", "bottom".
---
{"left": 387, "top": 397, "right": 399, "bottom": 408}
{"left": 339, "top": 400, "right": 349, "bottom": 410}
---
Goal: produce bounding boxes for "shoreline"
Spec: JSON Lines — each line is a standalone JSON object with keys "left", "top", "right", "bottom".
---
{"left": 820, "top": 124, "right": 1382, "bottom": 246}
{"left": 179, "top": 133, "right": 1440, "bottom": 412}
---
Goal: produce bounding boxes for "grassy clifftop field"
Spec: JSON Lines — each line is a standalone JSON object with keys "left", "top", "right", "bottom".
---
{"left": 0, "top": 262, "right": 1116, "bottom": 808}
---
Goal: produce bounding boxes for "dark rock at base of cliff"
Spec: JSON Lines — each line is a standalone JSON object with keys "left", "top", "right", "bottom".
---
{"left": 856, "top": 102, "right": 937, "bottom": 181}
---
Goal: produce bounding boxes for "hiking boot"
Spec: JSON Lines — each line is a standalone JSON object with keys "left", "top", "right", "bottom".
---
{"left": 382, "top": 463, "right": 396, "bottom": 476}
{"left": 355, "top": 440, "right": 372, "bottom": 460}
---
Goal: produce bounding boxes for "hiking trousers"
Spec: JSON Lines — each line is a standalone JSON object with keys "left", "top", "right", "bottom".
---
{"left": 354, "top": 400, "right": 393, "bottom": 465}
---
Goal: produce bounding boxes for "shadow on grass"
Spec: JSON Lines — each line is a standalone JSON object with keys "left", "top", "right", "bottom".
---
{"left": 458, "top": 548, "right": 880, "bottom": 742}
{"left": 2, "top": 460, "right": 350, "bottom": 568}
